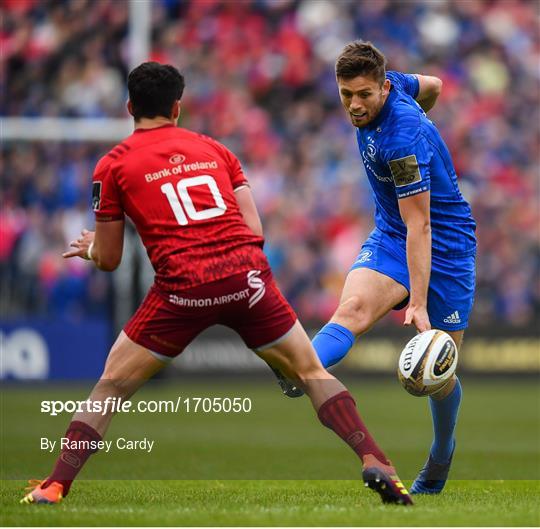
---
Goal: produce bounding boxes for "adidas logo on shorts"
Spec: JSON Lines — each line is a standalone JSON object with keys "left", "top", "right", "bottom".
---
{"left": 443, "top": 311, "right": 461, "bottom": 324}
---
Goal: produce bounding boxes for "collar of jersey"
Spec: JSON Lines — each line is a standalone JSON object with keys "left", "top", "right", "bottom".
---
{"left": 365, "top": 86, "right": 397, "bottom": 131}
{"left": 134, "top": 124, "right": 176, "bottom": 133}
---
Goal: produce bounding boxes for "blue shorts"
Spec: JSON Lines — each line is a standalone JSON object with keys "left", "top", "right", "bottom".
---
{"left": 350, "top": 232, "right": 476, "bottom": 331}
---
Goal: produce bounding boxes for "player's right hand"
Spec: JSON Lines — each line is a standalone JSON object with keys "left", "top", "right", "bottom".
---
{"left": 404, "top": 304, "right": 431, "bottom": 333}
{"left": 62, "top": 229, "right": 95, "bottom": 260}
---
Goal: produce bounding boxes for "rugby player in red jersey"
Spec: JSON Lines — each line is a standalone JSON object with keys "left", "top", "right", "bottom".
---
{"left": 21, "top": 63, "right": 412, "bottom": 506}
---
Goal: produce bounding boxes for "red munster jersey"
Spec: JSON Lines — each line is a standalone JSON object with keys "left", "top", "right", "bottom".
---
{"left": 92, "top": 124, "right": 268, "bottom": 291}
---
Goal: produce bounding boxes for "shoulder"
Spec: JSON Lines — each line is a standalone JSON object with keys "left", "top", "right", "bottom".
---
{"left": 386, "top": 71, "right": 411, "bottom": 87}
{"left": 178, "top": 127, "right": 237, "bottom": 159}
{"left": 94, "top": 153, "right": 115, "bottom": 176}
{"left": 96, "top": 140, "right": 133, "bottom": 174}
{"left": 178, "top": 127, "right": 221, "bottom": 148}
{"left": 386, "top": 71, "right": 420, "bottom": 98}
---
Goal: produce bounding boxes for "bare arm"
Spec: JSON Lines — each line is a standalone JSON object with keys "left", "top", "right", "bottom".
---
{"left": 63, "top": 220, "right": 125, "bottom": 271}
{"left": 398, "top": 191, "right": 432, "bottom": 331}
{"left": 414, "top": 74, "right": 442, "bottom": 112}
{"left": 234, "top": 185, "right": 263, "bottom": 237}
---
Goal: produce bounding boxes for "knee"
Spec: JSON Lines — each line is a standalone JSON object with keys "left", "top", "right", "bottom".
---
{"left": 332, "top": 296, "right": 373, "bottom": 336}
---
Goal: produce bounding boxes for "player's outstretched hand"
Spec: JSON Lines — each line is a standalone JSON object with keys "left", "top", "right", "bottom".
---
{"left": 404, "top": 305, "right": 431, "bottom": 333}
{"left": 62, "top": 229, "right": 95, "bottom": 260}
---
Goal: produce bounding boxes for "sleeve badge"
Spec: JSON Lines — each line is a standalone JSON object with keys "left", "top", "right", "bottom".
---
{"left": 388, "top": 154, "right": 422, "bottom": 187}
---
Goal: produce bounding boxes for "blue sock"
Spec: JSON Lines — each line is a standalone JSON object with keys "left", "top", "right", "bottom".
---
{"left": 429, "top": 377, "right": 462, "bottom": 463}
{"left": 312, "top": 323, "right": 355, "bottom": 368}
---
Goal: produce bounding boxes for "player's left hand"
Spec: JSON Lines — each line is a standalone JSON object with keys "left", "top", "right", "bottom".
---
{"left": 404, "top": 305, "right": 431, "bottom": 333}
{"left": 62, "top": 229, "right": 95, "bottom": 260}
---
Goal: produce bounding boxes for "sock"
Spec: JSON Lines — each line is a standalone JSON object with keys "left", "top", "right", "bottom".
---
{"left": 44, "top": 420, "right": 102, "bottom": 495}
{"left": 318, "top": 390, "right": 390, "bottom": 466}
{"left": 312, "top": 323, "right": 355, "bottom": 368}
{"left": 429, "top": 377, "right": 462, "bottom": 463}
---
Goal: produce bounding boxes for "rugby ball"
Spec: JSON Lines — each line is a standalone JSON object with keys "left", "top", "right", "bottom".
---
{"left": 398, "top": 330, "right": 458, "bottom": 397}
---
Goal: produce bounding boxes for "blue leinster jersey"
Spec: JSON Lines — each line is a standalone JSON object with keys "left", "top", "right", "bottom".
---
{"left": 356, "top": 71, "right": 476, "bottom": 255}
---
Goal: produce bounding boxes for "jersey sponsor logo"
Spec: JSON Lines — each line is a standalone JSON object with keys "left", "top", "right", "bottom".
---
{"left": 145, "top": 168, "right": 173, "bottom": 182}
{"left": 183, "top": 160, "right": 218, "bottom": 172}
{"left": 169, "top": 153, "right": 186, "bottom": 165}
{"left": 247, "top": 270, "right": 266, "bottom": 308}
{"left": 443, "top": 311, "right": 462, "bottom": 324}
{"left": 167, "top": 273, "right": 265, "bottom": 309}
{"left": 354, "top": 249, "right": 373, "bottom": 265}
{"left": 168, "top": 288, "right": 251, "bottom": 308}
{"left": 145, "top": 160, "right": 219, "bottom": 182}
{"left": 92, "top": 182, "right": 102, "bottom": 211}
{"left": 388, "top": 154, "right": 422, "bottom": 187}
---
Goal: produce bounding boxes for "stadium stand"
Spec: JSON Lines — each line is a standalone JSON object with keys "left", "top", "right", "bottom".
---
{"left": 1, "top": 0, "right": 539, "bottom": 328}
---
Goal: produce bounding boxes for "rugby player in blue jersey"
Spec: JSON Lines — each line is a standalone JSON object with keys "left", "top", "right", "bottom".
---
{"left": 294, "top": 41, "right": 476, "bottom": 495}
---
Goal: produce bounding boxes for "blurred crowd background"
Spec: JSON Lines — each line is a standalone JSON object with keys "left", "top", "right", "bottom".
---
{"left": 2, "top": 0, "right": 539, "bottom": 330}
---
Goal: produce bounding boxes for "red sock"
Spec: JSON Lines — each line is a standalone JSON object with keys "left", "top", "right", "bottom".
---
{"left": 44, "top": 420, "right": 102, "bottom": 495}
{"left": 318, "top": 391, "right": 390, "bottom": 466}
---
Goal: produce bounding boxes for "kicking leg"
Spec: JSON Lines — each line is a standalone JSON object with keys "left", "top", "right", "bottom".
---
{"left": 257, "top": 321, "right": 412, "bottom": 505}
{"left": 274, "top": 268, "right": 407, "bottom": 396}
{"left": 411, "top": 329, "right": 464, "bottom": 495}
{"left": 21, "top": 332, "right": 166, "bottom": 504}
{"left": 313, "top": 268, "right": 408, "bottom": 368}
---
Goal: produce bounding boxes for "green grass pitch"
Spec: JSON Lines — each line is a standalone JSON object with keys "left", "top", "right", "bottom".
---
{"left": 1, "top": 378, "right": 539, "bottom": 526}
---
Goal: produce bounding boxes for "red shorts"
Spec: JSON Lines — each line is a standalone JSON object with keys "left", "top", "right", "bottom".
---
{"left": 124, "top": 268, "right": 297, "bottom": 358}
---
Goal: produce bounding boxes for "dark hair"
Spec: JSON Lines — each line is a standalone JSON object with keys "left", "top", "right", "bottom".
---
{"left": 335, "top": 41, "right": 386, "bottom": 85}
{"left": 127, "top": 62, "right": 185, "bottom": 121}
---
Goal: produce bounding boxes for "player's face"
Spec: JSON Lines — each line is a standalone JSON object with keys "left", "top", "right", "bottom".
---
{"left": 337, "top": 76, "right": 390, "bottom": 128}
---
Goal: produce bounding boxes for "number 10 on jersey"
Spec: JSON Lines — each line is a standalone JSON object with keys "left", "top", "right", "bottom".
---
{"left": 161, "top": 175, "right": 227, "bottom": 226}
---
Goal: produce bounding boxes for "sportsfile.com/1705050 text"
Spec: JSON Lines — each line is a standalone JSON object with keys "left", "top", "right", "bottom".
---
{"left": 40, "top": 397, "right": 253, "bottom": 416}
